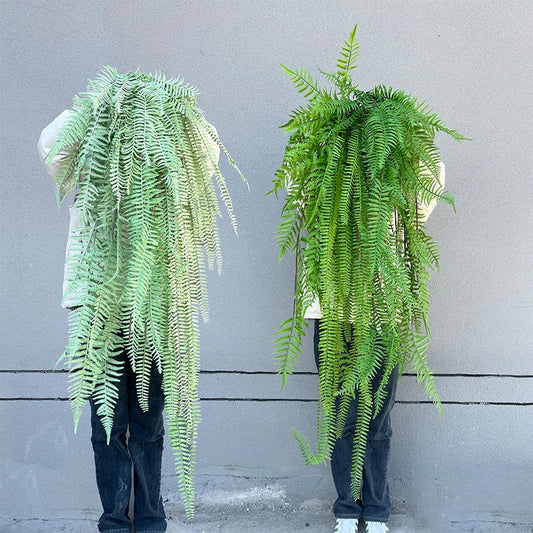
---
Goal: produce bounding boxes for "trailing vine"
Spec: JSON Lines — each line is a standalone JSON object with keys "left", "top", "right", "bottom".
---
{"left": 271, "top": 27, "right": 467, "bottom": 497}
{"left": 47, "top": 67, "right": 243, "bottom": 518}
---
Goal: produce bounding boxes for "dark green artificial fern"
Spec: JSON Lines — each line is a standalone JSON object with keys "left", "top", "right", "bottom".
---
{"left": 47, "top": 66, "right": 242, "bottom": 518}
{"left": 272, "top": 26, "right": 467, "bottom": 497}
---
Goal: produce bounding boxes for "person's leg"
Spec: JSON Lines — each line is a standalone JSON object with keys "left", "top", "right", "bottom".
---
{"left": 90, "top": 349, "right": 133, "bottom": 533}
{"left": 361, "top": 363, "right": 399, "bottom": 524}
{"left": 128, "top": 360, "right": 167, "bottom": 533}
{"left": 314, "top": 320, "right": 363, "bottom": 520}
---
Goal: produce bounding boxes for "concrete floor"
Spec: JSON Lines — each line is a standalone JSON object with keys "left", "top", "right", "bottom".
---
{"left": 1, "top": 510, "right": 532, "bottom": 533}
{"left": 1, "top": 489, "right": 531, "bottom": 533}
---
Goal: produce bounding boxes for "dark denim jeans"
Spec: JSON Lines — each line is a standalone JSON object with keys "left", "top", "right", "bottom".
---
{"left": 89, "top": 348, "right": 167, "bottom": 533}
{"left": 314, "top": 320, "right": 399, "bottom": 522}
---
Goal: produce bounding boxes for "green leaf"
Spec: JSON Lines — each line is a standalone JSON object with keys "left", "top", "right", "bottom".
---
{"left": 280, "top": 63, "right": 322, "bottom": 99}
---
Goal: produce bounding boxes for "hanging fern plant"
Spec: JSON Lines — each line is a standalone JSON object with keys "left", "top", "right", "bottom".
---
{"left": 271, "top": 27, "right": 467, "bottom": 497}
{"left": 47, "top": 66, "right": 242, "bottom": 518}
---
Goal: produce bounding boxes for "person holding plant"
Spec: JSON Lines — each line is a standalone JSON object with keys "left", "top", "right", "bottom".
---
{"left": 272, "top": 26, "right": 464, "bottom": 533}
{"left": 39, "top": 108, "right": 172, "bottom": 533}
{"left": 38, "top": 68, "right": 239, "bottom": 530}
{"left": 305, "top": 162, "right": 444, "bottom": 533}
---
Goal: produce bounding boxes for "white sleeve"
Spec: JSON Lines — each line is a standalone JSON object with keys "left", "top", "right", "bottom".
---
{"left": 37, "top": 109, "right": 74, "bottom": 199}
{"left": 417, "top": 161, "right": 445, "bottom": 223}
{"left": 204, "top": 123, "right": 221, "bottom": 176}
{"left": 38, "top": 110, "right": 75, "bottom": 181}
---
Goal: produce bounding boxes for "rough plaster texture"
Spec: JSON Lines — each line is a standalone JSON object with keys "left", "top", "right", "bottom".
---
{"left": 1, "top": 0, "right": 532, "bottom": 531}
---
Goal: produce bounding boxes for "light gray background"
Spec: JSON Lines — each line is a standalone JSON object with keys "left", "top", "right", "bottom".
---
{"left": 1, "top": 1, "right": 532, "bottom": 530}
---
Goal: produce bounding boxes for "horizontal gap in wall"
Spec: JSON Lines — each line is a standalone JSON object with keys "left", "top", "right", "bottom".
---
{"left": 1, "top": 369, "right": 532, "bottom": 378}
{"left": 1, "top": 397, "right": 532, "bottom": 406}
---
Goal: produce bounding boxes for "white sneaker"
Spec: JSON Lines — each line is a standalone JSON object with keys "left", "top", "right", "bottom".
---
{"left": 334, "top": 518, "right": 358, "bottom": 533}
{"left": 365, "top": 521, "right": 389, "bottom": 533}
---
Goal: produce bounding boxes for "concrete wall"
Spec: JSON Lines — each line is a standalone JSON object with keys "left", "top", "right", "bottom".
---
{"left": 1, "top": 0, "right": 531, "bottom": 530}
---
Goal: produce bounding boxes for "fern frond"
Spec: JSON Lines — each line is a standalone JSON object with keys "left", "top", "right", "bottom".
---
{"left": 274, "top": 28, "right": 466, "bottom": 502}
{"left": 274, "top": 315, "right": 308, "bottom": 387}
{"left": 281, "top": 64, "right": 322, "bottom": 99}
{"left": 336, "top": 25, "right": 359, "bottom": 91}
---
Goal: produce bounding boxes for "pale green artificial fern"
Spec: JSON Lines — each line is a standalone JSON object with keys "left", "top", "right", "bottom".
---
{"left": 272, "top": 27, "right": 468, "bottom": 498}
{"left": 47, "top": 66, "right": 242, "bottom": 518}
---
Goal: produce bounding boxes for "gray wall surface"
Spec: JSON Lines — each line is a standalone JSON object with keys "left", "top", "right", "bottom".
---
{"left": 1, "top": 0, "right": 532, "bottom": 530}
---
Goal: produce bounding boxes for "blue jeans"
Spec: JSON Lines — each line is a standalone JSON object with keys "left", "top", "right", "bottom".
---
{"left": 89, "top": 348, "right": 167, "bottom": 533}
{"left": 314, "top": 320, "right": 399, "bottom": 522}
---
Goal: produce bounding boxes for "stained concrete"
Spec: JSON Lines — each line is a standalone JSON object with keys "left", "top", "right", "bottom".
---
{"left": 1, "top": 491, "right": 531, "bottom": 533}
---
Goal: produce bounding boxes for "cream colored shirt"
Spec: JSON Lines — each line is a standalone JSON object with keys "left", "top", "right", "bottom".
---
{"left": 303, "top": 162, "right": 446, "bottom": 319}
{"left": 38, "top": 109, "right": 221, "bottom": 308}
